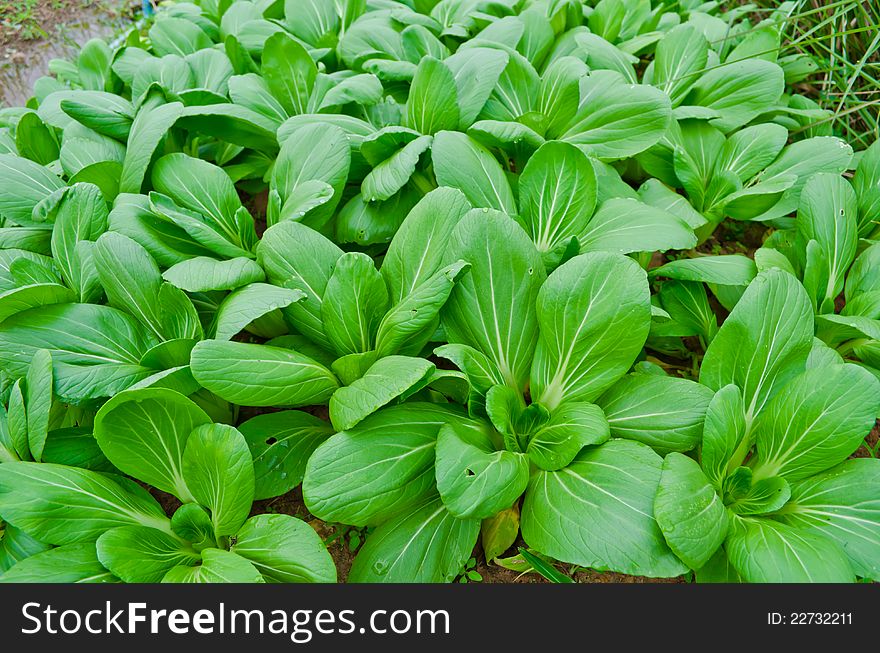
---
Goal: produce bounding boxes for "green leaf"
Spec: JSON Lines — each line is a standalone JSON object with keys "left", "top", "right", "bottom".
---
{"left": 651, "top": 24, "right": 709, "bottom": 106}
{"left": 15, "top": 112, "right": 59, "bottom": 165}
{"left": 725, "top": 517, "right": 853, "bottom": 583}
{"left": 119, "top": 100, "right": 184, "bottom": 194}
{"left": 149, "top": 17, "right": 212, "bottom": 56}
{"left": 0, "top": 303, "right": 159, "bottom": 401}
{"left": 649, "top": 255, "right": 757, "bottom": 286}
{"left": 271, "top": 123, "right": 349, "bottom": 228}
{"left": 329, "top": 355, "right": 434, "bottom": 431}
{"left": 796, "top": 173, "right": 858, "bottom": 311}
{"left": 444, "top": 46, "right": 509, "bottom": 129}
{"left": 191, "top": 340, "right": 339, "bottom": 407}
{"left": 381, "top": 187, "right": 472, "bottom": 304}
{"left": 752, "top": 365, "right": 880, "bottom": 481}
{"left": 432, "top": 131, "right": 516, "bottom": 214}
{"left": 232, "top": 513, "right": 336, "bottom": 583}
{"left": 435, "top": 422, "right": 529, "bottom": 519}
{"left": 597, "top": 374, "right": 714, "bottom": 453}
{"left": 171, "top": 503, "right": 216, "bottom": 551}
{"left": 0, "top": 523, "right": 51, "bottom": 571}
{"left": 304, "top": 403, "right": 465, "bottom": 526}
{"left": 0, "top": 543, "right": 116, "bottom": 583}
{"left": 238, "top": 410, "right": 333, "bottom": 500}
{"left": 321, "top": 252, "right": 388, "bottom": 356}
{"left": 262, "top": 32, "right": 316, "bottom": 116}
{"left": 258, "top": 220, "right": 344, "bottom": 350}
{"left": 726, "top": 474, "right": 790, "bottom": 516}
{"left": 24, "top": 348, "right": 52, "bottom": 461}
{"left": 560, "top": 71, "right": 672, "bottom": 160}
{"left": 348, "top": 498, "right": 479, "bottom": 583}
{"left": 213, "top": 283, "right": 304, "bottom": 341}
{"left": 687, "top": 59, "right": 784, "bottom": 133}
{"left": 0, "top": 462, "right": 169, "bottom": 544}
{"left": 151, "top": 153, "right": 247, "bottom": 249}
{"left": 406, "top": 57, "right": 459, "bottom": 135}
{"left": 163, "top": 256, "right": 265, "bottom": 292}
{"left": 717, "top": 124, "right": 788, "bottom": 183}
{"left": 526, "top": 402, "right": 609, "bottom": 471}
{"left": 579, "top": 198, "right": 696, "bottom": 254}
{"left": 361, "top": 135, "right": 432, "bottom": 202}
{"left": 700, "top": 269, "right": 813, "bottom": 425}
{"left": 531, "top": 252, "right": 651, "bottom": 410}
{"left": 654, "top": 453, "right": 728, "bottom": 569}
{"left": 94, "top": 232, "right": 167, "bottom": 340}
{"left": 782, "top": 459, "right": 880, "bottom": 581}
{"left": 521, "top": 439, "right": 687, "bottom": 577}
{"left": 481, "top": 504, "right": 519, "bottom": 562}
{"left": 700, "top": 384, "right": 748, "bottom": 490}
{"left": 162, "top": 548, "right": 264, "bottom": 583}
{"left": 94, "top": 388, "right": 210, "bottom": 500}
{"left": 96, "top": 525, "right": 200, "bottom": 583}
{"left": 375, "top": 260, "right": 469, "bottom": 358}
{"left": 0, "top": 154, "right": 64, "bottom": 226}
{"left": 50, "top": 183, "right": 107, "bottom": 302}
{"left": 852, "top": 139, "right": 880, "bottom": 237}
{"left": 443, "top": 210, "right": 544, "bottom": 393}
{"left": 176, "top": 104, "right": 279, "bottom": 154}
{"left": 182, "top": 423, "right": 254, "bottom": 537}
{"left": 517, "top": 141, "right": 597, "bottom": 254}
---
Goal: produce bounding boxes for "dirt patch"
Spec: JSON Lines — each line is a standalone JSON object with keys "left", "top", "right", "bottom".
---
{"left": 0, "top": 1, "right": 139, "bottom": 107}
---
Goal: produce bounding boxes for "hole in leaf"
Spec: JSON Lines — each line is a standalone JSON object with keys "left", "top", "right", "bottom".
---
{"left": 266, "top": 437, "right": 278, "bottom": 445}
{"left": 465, "top": 468, "right": 475, "bottom": 477}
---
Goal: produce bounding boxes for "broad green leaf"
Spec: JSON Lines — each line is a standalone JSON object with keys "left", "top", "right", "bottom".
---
{"left": 329, "top": 356, "right": 434, "bottom": 431}
{"left": 0, "top": 303, "right": 159, "bottom": 401}
{"left": 0, "top": 524, "right": 51, "bottom": 572}
{"left": 752, "top": 365, "right": 880, "bottom": 481}
{"left": 191, "top": 340, "right": 339, "bottom": 407}
{"left": 171, "top": 503, "right": 215, "bottom": 551}
{"left": 0, "top": 543, "right": 116, "bottom": 583}
{"left": 518, "top": 141, "right": 597, "bottom": 254}
{"left": 262, "top": 32, "right": 316, "bottom": 116}
{"left": 24, "top": 348, "right": 52, "bottom": 461}
{"left": 597, "top": 374, "right": 713, "bottom": 453}
{"left": 521, "top": 440, "right": 687, "bottom": 577}
{"left": 0, "top": 154, "right": 64, "bottom": 225}
{"left": 531, "top": 252, "right": 651, "bottom": 410}
{"left": 149, "top": 17, "right": 212, "bottom": 57}
{"left": 94, "top": 232, "right": 166, "bottom": 340}
{"left": 238, "top": 410, "right": 333, "bottom": 500}
{"left": 782, "top": 459, "right": 880, "bottom": 581}
{"left": 717, "top": 124, "right": 788, "bottom": 183}
{"left": 304, "top": 403, "right": 466, "bottom": 526}
{"left": 381, "top": 187, "right": 471, "bottom": 304}
{"left": 375, "top": 260, "right": 469, "bottom": 358}
{"left": 213, "top": 283, "right": 304, "bottom": 341}
{"left": 361, "top": 135, "right": 432, "bottom": 202}
{"left": 0, "top": 462, "right": 169, "bottom": 544}
{"left": 119, "top": 100, "right": 184, "bottom": 194}
{"left": 176, "top": 104, "right": 279, "bottom": 153}
{"left": 852, "top": 139, "right": 880, "bottom": 237}
{"left": 94, "top": 388, "right": 210, "bottom": 500}
{"left": 163, "top": 256, "right": 265, "bottom": 292}
{"left": 432, "top": 131, "right": 516, "bottom": 214}
{"left": 321, "top": 252, "right": 388, "bottom": 356}
{"left": 162, "top": 548, "right": 264, "bottom": 583}
{"left": 526, "top": 402, "right": 609, "bottom": 471}
{"left": 50, "top": 183, "right": 107, "bottom": 302}
{"left": 725, "top": 517, "right": 853, "bottom": 583}
{"left": 649, "top": 255, "right": 757, "bottom": 286}
{"left": 654, "top": 453, "right": 728, "bottom": 569}
{"left": 579, "top": 198, "right": 696, "bottom": 254}
{"left": 182, "top": 423, "right": 254, "bottom": 537}
{"left": 96, "top": 525, "right": 199, "bottom": 583}
{"left": 652, "top": 24, "right": 709, "bottom": 106}
{"left": 435, "top": 422, "right": 529, "bottom": 519}
{"left": 347, "top": 498, "right": 479, "bottom": 583}
{"left": 700, "top": 384, "right": 748, "bottom": 490}
{"left": 687, "top": 59, "right": 784, "bottom": 133}
{"left": 726, "top": 474, "right": 790, "bottom": 516}
{"left": 152, "top": 153, "right": 247, "bottom": 248}
{"left": 406, "top": 57, "right": 459, "bottom": 134}
{"left": 560, "top": 71, "right": 672, "bottom": 160}
{"left": 796, "top": 173, "right": 858, "bottom": 311}
{"left": 444, "top": 46, "right": 509, "bottom": 129}
{"left": 258, "top": 221, "right": 344, "bottom": 350}
{"left": 700, "top": 269, "right": 813, "bottom": 425}
{"left": 232, "top": 514, "right": 336, "bottom": 583}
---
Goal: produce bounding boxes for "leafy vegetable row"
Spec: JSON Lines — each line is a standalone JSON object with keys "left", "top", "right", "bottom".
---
{"left": 0, "top": 0, "right": 877, "bottom": 584}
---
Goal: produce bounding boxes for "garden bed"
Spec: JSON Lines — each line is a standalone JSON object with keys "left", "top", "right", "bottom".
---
{"left": 0, "top": 0, "right": 878, "bottom": 585}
